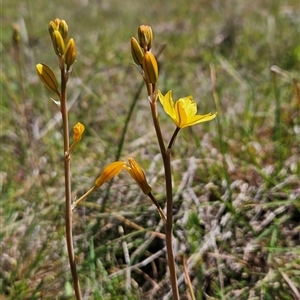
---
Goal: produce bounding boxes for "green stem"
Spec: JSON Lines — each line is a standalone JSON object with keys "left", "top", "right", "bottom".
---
{"left": 149, "top": 90, "right": 179, "bottom": 300}
{"left": 60, "top": 68, "right": 82, "bottom": 300}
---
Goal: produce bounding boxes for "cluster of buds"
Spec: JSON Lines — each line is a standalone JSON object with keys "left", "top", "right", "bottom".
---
{"left": 131, "top": 25, "right": 158, "bottom": 85}
{"left": 48, "top": 18, "right": 76, "bottom": 71}
{"left": 36, "top": 19, "right": 76, "bottom": 96}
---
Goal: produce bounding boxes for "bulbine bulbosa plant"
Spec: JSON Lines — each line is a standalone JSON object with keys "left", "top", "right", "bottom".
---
{"left": 36, "top": 19, "right": 217, "bottom": 300}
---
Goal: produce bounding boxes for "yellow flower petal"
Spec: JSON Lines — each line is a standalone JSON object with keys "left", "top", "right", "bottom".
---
{"left": 179, "top": 96, "right": 197, "bottom": 117}
{"left": 95, "top": 161, "right": 126, "bottom": 188}
{"left": 175, "top": 99, "right": 188, "bottom": 127}
{"left": 158, "top": 90, "right": 176, "bottom": 119}
{"left": 183, "top": 112, "right": 218, "bottom": 127}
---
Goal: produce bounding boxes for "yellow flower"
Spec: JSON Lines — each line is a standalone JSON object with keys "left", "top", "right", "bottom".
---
{"left": 95, "top": 161, "right": 126, "bottom": 188}
{"left": 158, "top": 90, "right": 217, "bottom": 128}
{"left": 73, "top": 122, "right": 85, "bottom": 142}
{"left": 124, "top": 158, "right": 152, "bottom": 195}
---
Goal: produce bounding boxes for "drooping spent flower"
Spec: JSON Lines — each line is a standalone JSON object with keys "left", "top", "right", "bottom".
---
{"left": 95, "top": 161, "right": 126, "bottom": 188}
{"left": 158, "top": 90, "right": 217, "bottom": 128}
{"left": 124, "top": 158, "right": 152, "bottom": 195}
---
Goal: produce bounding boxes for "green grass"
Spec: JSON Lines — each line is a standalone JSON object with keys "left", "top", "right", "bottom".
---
{"left": 1, "top": 0, "right": 300, "bottom": 299}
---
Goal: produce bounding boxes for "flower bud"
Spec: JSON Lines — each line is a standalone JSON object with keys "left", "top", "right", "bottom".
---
{"left": 58, "top": 19, "right": 68, "bottom": 41}
{"left": 12, "top": 24, "right": 21, "bottom": 46}
{"left": 143, "top": 51, "right": 158, "bottom": 84}
{"left": 138, "top": 25, "right": 153, "bottom": 51}
{"left": 64, "top": 38, "right": 76, "bottom": 70}
{"left": 73, "top": 122, "right": 85, "bottom": 142}
{"left": 95, "top": 161, "right": 126, "bottom": 188}
{"left": 131, "top": 37, "right": 144, "bottom": 65}
{"left": 48, "top": 21, "right": 58, "bottom": 36}
{"left": 53, "top": 18, "right": 61, "bottom": 27}
{"left": 36, "top": 63, "right": 59, "bottom": 95}
{"left": 51, "top": 30, "right": 65, "bottom": 56}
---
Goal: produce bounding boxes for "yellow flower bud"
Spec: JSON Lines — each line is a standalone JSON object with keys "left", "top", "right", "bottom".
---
{"left": 64, "top": 38, "right": 76, "bottom": 70}
{"left": 131, "top": 37, "right": 144, "bottom": 65}
{"left": 124, "top": 158, "right": 152, "bottom": 195}
{"left": 58, "top": 19, "right": 68, "bottom": 41}
{"left": 95, "top": 161, "right": 126, "bottom": 188}
{"left": 36, "top": 63, "right": 59, "bottom": 96}
{"left": 12, "top": 24, "right": 21, "bottom": 46}
{"left": 48, "top": 21, "right": 58, "bottom": 36}
{"left": 73, "top": 122, "right": 85, "bottom": 142}
{"left": 51, "top": 30, "right": 65, "bottom": 56}
{"left": 138, "top": 25, "right": 153, "bottom": 51}
{"left": 53, "top": 18, "right": 61, "bottom": 27}
{"left": 143, "top": 51, "right": 158, "bottom": 84}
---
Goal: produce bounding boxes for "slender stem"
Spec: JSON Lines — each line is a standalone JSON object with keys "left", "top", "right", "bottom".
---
{"left": 148, "top": 192, "right": 167, "bottom": 223}
{"left": 72, "top": 186, "right": 97, "bottom": 211}
{"left": 167, "top": 127, "right": 181, "bottom": 151}
{"left": 163, "top": 150, "right": 179, "bottom": 300}
{"left": 183, "top": 255, "right": 196, "bottom": 300}
{"left": 148, "top": 89, "right": 180, "bottom": 300}
{"left": 60, "top": 68, "right": 82, "bottom": 300}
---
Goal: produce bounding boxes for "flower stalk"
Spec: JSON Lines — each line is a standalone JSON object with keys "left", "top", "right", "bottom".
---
{"left": 60, "top": 61, "right": 82, "bottom": 300}
{"left": 132, "top": 24, "right": 217, "bottom": 299}
{"left": 37, "top": 19, "right": 82, "bottom": 300}
{"left": 148, "top": 89, "right": 180, "bottom": 300}
{"left": 133, "top": 24, "right": 180, "bottom": 299}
